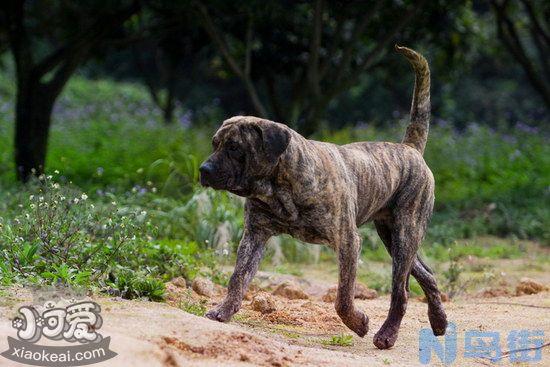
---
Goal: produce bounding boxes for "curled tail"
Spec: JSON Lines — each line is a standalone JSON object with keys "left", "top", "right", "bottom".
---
{"left": 395, "top": 45, "right": 431, "bottom": 155}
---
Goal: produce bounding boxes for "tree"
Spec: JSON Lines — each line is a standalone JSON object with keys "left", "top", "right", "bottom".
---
{"left": 490, "top": 0, "right": 549, "bottom": 108}
{"left": 192, "top": 0, "right": 463, "bottom": 135}
{"left": 0, "top": 1, "right": 140, "bottom": 182}
{"left": 130, "top": 1, "right": 210, "bottom": 124}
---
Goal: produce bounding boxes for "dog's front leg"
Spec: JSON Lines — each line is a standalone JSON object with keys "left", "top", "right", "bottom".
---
{"left": 335, "top": 231, "right": 369, "bottom": 337}
{"left": 205, "top": 228, "right": 270, "bottom": 322}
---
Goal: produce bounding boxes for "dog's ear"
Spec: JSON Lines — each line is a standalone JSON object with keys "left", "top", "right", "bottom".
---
{"left": 261, "top": 123, "right": 290, "bottom": 163}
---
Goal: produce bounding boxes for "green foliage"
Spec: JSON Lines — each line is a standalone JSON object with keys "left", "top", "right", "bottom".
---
{"left": 273, "top": 264, "right": 304, "bottom": 277}
{"left": 322, "top": 124, "right": 550, "bottom": 244}
{"left": 357, "top": 271, "right": 391, "bottom": 294}
{"left": 0, "top": 76, "right": 547, "bottom": 299}
{"left": 0, "top": 174, "right": 222, "bottom": 301}
{"left": 425, "top": 239, "right": 523, "bottom": 261}
{"left": 442, "top": 248, "right": 466, "bottom": 299}
{"left": 0, "top": 174, "right": 148, "bottom": 285}
{"left": 321, "top": 334, "right": 354, "bottom": 347}
{"left": 108, "top": 269, "right": 166, "bottom": 302}
{"left": 178, "top": 293, "right": 208, "bottom": 316}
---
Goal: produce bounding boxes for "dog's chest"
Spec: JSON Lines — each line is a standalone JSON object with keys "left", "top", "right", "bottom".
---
{"left": 250, "top": 197, "right": 337, "bottom": 246}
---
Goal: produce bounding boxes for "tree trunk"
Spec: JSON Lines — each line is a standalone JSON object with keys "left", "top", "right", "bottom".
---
{"left": 163, "top": 95, "right": 175, "bottom": 124}
{"left": 298, "top": 103, "right": 324, "bottom": 137}
{"left": 162, "top": 65, "right": 176, "bottom": 125}
{"left": 14, "top": 86, "right": 54, "bottom": 182}
{"left": 299, "top": 116, "right": 322, "bottom": 137}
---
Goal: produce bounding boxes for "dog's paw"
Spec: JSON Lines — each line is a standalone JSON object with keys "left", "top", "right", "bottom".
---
{"left": 352, "top": 311, "right": 369, "bottom": 338}
{"left": 373, "top": 325, "right": 399, "bottom": 349}
{"left": 205, "top": 306, "right": 234, "bottom": 322}
{"left": 339, "top": 310, "right": 369, "bottom": 338}
{"left": 428, "top": 307, "right": 448, "bottom": 336}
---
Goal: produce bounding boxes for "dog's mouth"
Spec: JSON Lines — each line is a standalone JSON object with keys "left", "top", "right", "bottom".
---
{"left": 228, "top": 187, "right": 250, "bottom": 197}
{"left": 200, "top": 174, "right": 249, "bottom": 196}
{"left": 200, "top": 177, "right": 227, "bottom": 190}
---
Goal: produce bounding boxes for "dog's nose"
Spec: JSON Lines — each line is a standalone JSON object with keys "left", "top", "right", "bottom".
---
{"left": 199, "top": 162, "right": 214, "bottom": 185}
{"left": 199, "top": 162, "right": 213, "bottom": 175}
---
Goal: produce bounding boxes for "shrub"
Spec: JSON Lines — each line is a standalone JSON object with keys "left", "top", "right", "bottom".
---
{"left": 321, "top": 334, "right": 354, "bottom": 347}
{"left": 0, "top": 175, "right": 220, "bottom": 301}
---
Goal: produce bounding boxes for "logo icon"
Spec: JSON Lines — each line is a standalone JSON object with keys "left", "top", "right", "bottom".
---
{"left": 1, "top": 287, "right": 117, "bottom": 366}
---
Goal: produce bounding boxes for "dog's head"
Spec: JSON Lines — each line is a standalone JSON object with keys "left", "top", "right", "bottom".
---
{"left": 199, "top": 116, "right": 291, "bottom": 196}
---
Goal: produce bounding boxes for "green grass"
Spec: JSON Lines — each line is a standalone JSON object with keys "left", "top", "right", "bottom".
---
{"left": 273, "top": 264, "right": 304, "bottom": 277}
{"left": 425, "top": 238, "right": 524, "bottom": 261}
{"left": 0, "top": 75, "right": 548, "bottom": 297}
{"left": 321, "top": 334, "right": 354, "bottom": 347}
{"left": 179, "top": 295, "right": 208, "bottom": 316}
{"left": 357, "top": 270, "right": 391, "bottom": 294}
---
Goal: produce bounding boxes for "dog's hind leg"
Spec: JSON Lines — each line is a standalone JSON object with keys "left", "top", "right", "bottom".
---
{"left": 375, "top": 220, "right": 447, "bottom": 338}
{"left": 335, "top": 230, "right": 369, "bottom": 337}
{"left": 373, "top": 217, "right": 422, "bottom": 349}
{"left": 411, "top": 257, "right": 447, "bottom": 335}
{"left": 374, "top": 220, "right": 410, "bottom": 293}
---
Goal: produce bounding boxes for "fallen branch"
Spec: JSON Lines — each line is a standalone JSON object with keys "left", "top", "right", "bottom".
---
{"left": 478, "top": 301, "right": 550, "bottom": 309}
{"left": 478, "top": 341, "right": 550, "bottom": 362}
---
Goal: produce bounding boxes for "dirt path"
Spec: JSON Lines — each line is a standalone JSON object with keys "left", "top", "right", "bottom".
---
{"left": 0, "top": 283, "right": 548, "bottom": 367}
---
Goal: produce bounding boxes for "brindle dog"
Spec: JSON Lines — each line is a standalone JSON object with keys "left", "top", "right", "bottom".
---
{"left": 199, "top": 45, "right": 447, "bottom": 349}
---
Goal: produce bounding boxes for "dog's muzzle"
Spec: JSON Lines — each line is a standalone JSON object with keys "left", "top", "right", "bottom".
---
{"left": 199, "top": 161, "right": 215, "bottom": 187}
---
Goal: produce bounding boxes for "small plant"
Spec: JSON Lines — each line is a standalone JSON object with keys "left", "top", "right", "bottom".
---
{"left": 274, "top": 264, "right": 303, "bottom": 277}
{"left": 321, "top": 334, "right": 354, "bottom": 347}
{"left": 108, "top": 269, "right": 165, "bottom": 301}
{"left": 442, "top": 247, "right": 468, "bottom": 299}
{"left": 0, "top": 174, "right": 149, "bottom": 286}
{"left": 178, "top": 293, "right": 208, "bottom": 316}
{"left": 279, "top": 331, "right": 301, "bottom": 339}
{"left": 358, "top": 271, "right": 391, "bottom": 294}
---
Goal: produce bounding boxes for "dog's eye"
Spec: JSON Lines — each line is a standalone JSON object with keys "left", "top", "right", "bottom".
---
{"left": 227, "top": 141, "right": 239, "bottom": 152}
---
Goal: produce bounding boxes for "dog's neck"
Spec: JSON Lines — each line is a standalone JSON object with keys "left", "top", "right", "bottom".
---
{"left": 249, "top": 176, "right": 298, "bottom": 222}
{"left": 247, "top": 132, "right": 322, "bottom": 222}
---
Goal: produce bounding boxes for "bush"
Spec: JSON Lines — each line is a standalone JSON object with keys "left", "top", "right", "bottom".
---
{"left": 0, "top": 175, "right": 221, "bottom": 301}
{"left": 0, "top": 75, "right": 547, "bottom": 288}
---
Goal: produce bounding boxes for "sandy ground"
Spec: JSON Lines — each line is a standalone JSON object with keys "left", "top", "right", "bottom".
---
{"left": 0, "top": 272, "right": 549, "bottom": 367}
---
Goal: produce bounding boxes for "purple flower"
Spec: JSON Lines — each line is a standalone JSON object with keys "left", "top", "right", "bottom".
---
{"left": 515, "top": 121, "right": 539, "bottom": 134}
{"left": 435, "top": 118, "right": 448, "bottom": 128}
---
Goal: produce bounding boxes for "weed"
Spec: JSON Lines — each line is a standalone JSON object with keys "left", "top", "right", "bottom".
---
{"left": 321, "top": 334, "right": 354, "bottom": 347}
{"left": 179, "top": 296, "right": 208, "bottom": 316}
{"left": 441, "top": 247, "right": 469, "bottom": 299}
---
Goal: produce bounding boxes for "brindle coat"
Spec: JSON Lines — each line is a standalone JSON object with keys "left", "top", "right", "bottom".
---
{"left": 199, "top": 46, "right": 447, "bottom": 349}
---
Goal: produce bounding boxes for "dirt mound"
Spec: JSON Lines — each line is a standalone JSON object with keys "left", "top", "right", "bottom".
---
{"left": 244, "top": 283, "right": 261, "bottom": 300}
{"left": 322, "top": 283, "right": 378, "bottom": 302}
{"left": 251, "top": 292, "right": 277, "bottom": 314}
{"left": 192, "top": 277, "right": 216, "bottom": 297}
{"left": 515, "top": 277, "right": 548, "bottom": 295}
{"left": 160, "top": 332, "right": 302, "bottom": 367}
{"left": 256, "top": 300, "right": 344, "bottom": 333}
{"left": 164, "top": 281, "right": 194, "bottom": 304}
{"left": 478, "top": 287, "right": 511, "bottom": 298}
{"left": 272, "top": 282, "right": 309, "bottom": 300}
{"left": 262, "top": 309, "right": 304, "bottom": 326}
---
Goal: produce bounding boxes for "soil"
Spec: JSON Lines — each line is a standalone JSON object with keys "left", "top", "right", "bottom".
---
{"left": 0, "top": 250, "right": 549, "bottom": 366}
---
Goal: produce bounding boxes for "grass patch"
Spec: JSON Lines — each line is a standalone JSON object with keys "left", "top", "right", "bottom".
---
{"left": 0, "top": 74, "right": 547, "bottom": 296}
{"left": 357, "top": 270, "right": 391, "bottom": 294}
{"left": 273, "top": 264, "right": 304, "bottom": 277}
{"left": 426, "top": 238, "right": 524, "bottom": 261}
{"left": 179, "top": 296, "right": 208, "bottom": 316}
{"left": 321, "top": 334, "right": 354, "bottom": 347}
